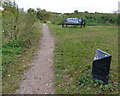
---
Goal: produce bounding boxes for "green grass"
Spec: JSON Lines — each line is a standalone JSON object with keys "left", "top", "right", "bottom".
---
{"left": 2, "top": 21, "right": 42, "bottom": 94}
{"left": 49, "top": 24, "right": 118, "bottom": 94}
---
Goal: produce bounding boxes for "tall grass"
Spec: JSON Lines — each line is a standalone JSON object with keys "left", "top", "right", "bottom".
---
{"left": 2, "top": 9, "right": 37, "bottom": 76}
{"left": 2, "top": 2, "right": 42, "bottom": 93}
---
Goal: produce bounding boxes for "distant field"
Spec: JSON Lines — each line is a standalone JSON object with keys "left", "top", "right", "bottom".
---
{"left": 49, "top": 24, "right": 118, "bottom": 94}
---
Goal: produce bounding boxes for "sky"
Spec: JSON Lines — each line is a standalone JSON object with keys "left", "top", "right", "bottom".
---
{"left": 14, "top": 0, "right": 119, "bottom": 13}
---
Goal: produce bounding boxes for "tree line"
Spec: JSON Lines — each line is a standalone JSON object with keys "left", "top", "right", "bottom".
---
{"left": 51, "top": 10, "right": 118, "bottom": 26}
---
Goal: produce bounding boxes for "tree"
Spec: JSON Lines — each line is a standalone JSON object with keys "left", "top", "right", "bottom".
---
{"left": 36, "top": 8, "right": 51, "bottom": 22}
{"left": 84, "top": 11, "right": 89, "bottom": 13}
{"left": 74, "top": 10, "right": 78, "bottom": 14}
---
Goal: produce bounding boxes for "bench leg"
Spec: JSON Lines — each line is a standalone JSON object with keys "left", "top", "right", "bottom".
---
{"left": 80, "top": 24, "right": 82, "bottom": 28}
{"left": 66, "top": 24, "right": 67, "bottom": 27}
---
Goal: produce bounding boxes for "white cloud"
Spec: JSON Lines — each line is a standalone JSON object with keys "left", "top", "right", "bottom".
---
{"left": 15, "top": 0, "right": 119, "bottom": 13}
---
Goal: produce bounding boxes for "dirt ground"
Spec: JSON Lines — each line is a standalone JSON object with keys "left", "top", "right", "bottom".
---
{"left": 16, "top": 24, "right": 55, "bottom": 94}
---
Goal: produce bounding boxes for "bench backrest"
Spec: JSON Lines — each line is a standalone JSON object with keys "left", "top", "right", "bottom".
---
{"left": 62, "top": 18, "right": 83, "bottom": 24}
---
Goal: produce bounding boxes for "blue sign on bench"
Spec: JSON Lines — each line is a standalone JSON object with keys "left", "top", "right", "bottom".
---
{"left": 61, "top": 18, "right": 85, "bottom": 28}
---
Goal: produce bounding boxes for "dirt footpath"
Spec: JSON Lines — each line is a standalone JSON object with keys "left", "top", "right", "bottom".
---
{"left": 17, "top": 24, "right": 55, "bottom": 94}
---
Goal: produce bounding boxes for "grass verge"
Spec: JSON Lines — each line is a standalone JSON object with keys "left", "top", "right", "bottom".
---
{"left": 49, "top": 24, "right": 118, "bottom": 94}
{"left": 2, "top": 21, "right": 42, "bottom": 94}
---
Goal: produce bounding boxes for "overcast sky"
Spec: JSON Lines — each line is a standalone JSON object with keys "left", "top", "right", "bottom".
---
{"left": 15, "top": 0, "right": 119, "bottom": 13}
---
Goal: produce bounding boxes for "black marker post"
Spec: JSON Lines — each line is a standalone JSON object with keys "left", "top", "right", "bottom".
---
{"left": 92, "top": 49, "right": 112, "bottom": 84}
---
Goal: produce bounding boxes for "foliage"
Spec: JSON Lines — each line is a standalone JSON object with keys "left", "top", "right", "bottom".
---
{"left": 2, "top": 0, "right": 42, "bottom": 93}
{"left": 51, "top": 12, "right": 118, "bottom": 26}
{"left": 36, "top": 8, "right": 51, "bottom": 22}
{"left": 2, "top": 0, "right": 37, "bottom": 76}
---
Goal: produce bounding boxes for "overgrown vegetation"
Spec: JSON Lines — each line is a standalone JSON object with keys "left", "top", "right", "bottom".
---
{"left": 2, "top": 0, "right": 42, "bottom": 93}
{"left": 49, "top": 24, "right": 118, "bottom": 94}
{"left": 51, "top": 11, "right": 118, "bottom": 26}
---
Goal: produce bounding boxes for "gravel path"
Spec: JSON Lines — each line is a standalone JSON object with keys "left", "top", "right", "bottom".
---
{"left": 17, "top": 24, "right": 55, "bottom": 94}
